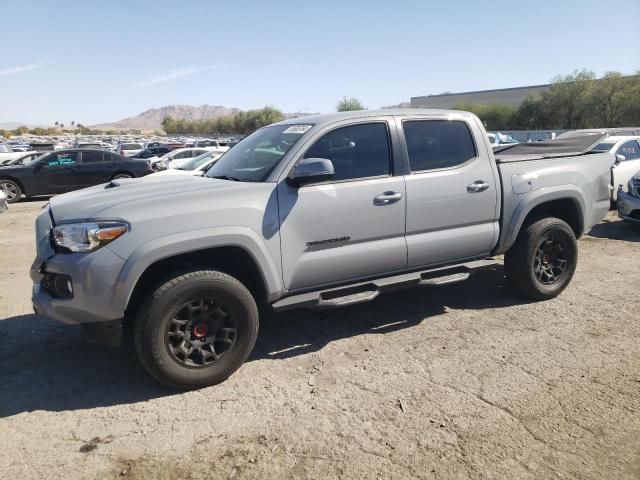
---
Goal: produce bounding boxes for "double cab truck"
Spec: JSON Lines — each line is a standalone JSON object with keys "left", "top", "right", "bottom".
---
{"left": 31, "top": 110, "right": 613, "bottom": 389}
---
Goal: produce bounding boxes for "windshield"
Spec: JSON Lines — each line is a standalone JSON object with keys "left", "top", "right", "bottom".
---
{"left": 206, "top": 124, "right": 311, "bottom": 182}
{"left": 592, "top": 142, "right": 615, "bottom": 152}
{"left": 177, "top": 152, "right": 217, "bottom": 170}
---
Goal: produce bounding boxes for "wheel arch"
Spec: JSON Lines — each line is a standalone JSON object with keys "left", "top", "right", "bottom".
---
{"left": 496, "top": 188, "right": 586, "bottom": 254}
{"left": 113, "top": 227, "right": 284, "bottom": 321}
{"left": 0, "top": 176, "right": 26, "bottom": 196}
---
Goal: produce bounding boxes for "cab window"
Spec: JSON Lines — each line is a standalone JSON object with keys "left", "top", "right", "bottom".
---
{"left": 303, "top": 122, "right": 391, "bottom": 181}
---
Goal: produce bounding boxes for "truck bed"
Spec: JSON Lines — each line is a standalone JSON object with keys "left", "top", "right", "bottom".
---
{"left": 494, "top": 134, "right": 607, "bottom": 163}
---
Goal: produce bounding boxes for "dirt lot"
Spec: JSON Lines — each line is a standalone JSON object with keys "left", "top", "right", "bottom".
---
{"left": 0, "top": 200, "right": 639, "bottom": 480}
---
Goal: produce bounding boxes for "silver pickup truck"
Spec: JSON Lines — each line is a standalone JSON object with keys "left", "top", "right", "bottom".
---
{"left": 30, "top": 109, "right": 613, "bottom": 389}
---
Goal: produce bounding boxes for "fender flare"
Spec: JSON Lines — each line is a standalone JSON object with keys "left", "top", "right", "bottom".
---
{"left": 496, "top": 185, "right": 586, "bottom": 254}
{"left": 110, "top": 225, "right": 284, "bottom": 311}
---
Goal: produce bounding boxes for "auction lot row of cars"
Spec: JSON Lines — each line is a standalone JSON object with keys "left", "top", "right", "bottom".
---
{"left": 2, "top": 111, "right": 640, "bottom": 390}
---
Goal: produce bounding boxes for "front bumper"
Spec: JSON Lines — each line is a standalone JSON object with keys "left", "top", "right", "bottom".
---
{"left": 31, "top": 246, "right": 127, "bottom": 324}
{"left": 617, "top": 189, "right": 640, "bottom": 224}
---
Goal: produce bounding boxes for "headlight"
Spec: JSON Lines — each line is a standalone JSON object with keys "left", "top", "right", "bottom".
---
{"left": 52, "top": 222, "right": 128, "bottom": 253}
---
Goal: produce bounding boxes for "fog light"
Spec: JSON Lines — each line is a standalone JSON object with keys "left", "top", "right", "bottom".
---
{"left": 42, "top": 273, "right": 74, "bottom": 299}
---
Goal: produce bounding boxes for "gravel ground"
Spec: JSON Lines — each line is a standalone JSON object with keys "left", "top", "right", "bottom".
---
{"left": 0, "top": 200, "right": 639, "bottom": 480}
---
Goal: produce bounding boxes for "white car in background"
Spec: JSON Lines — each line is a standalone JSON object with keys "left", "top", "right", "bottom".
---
{"left": 590, "top": 136, "right": 640, "bottom": 201}
{"left": 149, "top": 151, "right": 223, "bottom": 177}
{"left": 0, "top": 144, "right": 37, "bottom": 163}
{"left": 487, "top": 132, "right": 518, "bottom": 148}
{"left": 116, "top": 142, "right": 144, "bottom": 157}
{"left": 193, "top": 139, "right": 230, "bottom": 152}
{"left": 149, "top": 147, "right": 221, "bottom": 170}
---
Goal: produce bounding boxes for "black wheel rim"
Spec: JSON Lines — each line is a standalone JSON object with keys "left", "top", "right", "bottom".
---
{"left": 164, "top": 299, "right": 237, "bottom": 368}
{"left": 0, "top": 182, "right": 18, "bottom": 201}
{"left": 533, "top": 233, "right": 570, "bottom": 285}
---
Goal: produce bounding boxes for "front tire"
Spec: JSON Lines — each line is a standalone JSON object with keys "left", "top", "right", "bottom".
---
{"left": 505, "top": 217, "right": 577, "bottom": 300}
{"left": 134, "top": 269, "right": 259, "bottom": 389}
{"left": 0, "top": 179, "right": 22, "bottom": 203}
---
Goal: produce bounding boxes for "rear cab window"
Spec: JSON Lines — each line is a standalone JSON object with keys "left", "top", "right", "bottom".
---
{"left": 402, "top": 120, "right": 477, "bottom": 172}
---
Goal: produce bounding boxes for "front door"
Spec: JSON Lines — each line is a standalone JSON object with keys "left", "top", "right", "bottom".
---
{"left": 32, "top": 151, "right": 81, "bottom": 194}
{"left": 399, "top": 117, "right": 500, "bottom": 268}
{"left": 277, "top": 121, "right": 407, "bottom": 291}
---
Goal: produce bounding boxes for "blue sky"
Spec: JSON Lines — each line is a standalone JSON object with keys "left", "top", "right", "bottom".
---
{"left": 1, "top": 0, "right": 639, "bottom": 125}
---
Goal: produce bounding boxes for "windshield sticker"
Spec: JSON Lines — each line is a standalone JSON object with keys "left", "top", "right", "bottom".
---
{"left": 283, "top": 125, "right": 313, "bottom": 134}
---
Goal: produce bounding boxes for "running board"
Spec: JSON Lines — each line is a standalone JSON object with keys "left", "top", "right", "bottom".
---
{"left": 272, "top": 258, "right": 497, "bottom": 312}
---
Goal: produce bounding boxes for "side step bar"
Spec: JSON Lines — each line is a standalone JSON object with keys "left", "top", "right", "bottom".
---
{"left": 272, "top": 258, "right": 498, "bottom": 312}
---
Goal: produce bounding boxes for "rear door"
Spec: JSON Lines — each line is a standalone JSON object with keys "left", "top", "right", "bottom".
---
{"left": 399, "top": 116, "right": 500, "bottom": 267}
{"left": 277, "top": 120, "right": 407, "bottom": 290}
{"left": 78, "top": 150, "right": 113, "bottom": 186}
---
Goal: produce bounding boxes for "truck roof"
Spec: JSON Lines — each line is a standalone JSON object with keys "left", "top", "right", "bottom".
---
{"left": 275, "top": 109, "right": 475, "bottom": 126}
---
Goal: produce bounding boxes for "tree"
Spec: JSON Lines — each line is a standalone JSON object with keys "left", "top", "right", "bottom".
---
{"left": 71, "top": 121, "right": 75, "bottom": 130}
{"left": 337, "top": 97, "right": 365, "bottom": 112}
{"left": 54, "top": 121, "right": 59, "bottom": 130}
{"left": 454, "top": 103, "right": 517, "bottom": 131}
{"left": 544, "top": 69, "right": 596, "bottom": 129}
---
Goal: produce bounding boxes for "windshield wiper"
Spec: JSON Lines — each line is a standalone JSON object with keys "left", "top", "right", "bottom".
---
{"left": 210, "top": 175, "right": 243, "bottom": 182}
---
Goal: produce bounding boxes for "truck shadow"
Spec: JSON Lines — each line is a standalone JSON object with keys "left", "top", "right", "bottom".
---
{"left": 587, "top": 217, "right": 640, "bottom": 242}
{"left": 0, "top": 267, "right": 529, "bottom": 417}
{"left": 252, "top": 266, "right": 529, "bottom": 361}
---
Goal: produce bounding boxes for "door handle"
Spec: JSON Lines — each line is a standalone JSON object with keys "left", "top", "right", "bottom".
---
{"left": 467, "top": 181, "right": 490, "bottom": 193}
{"left": 374, "top": 191, "right": 403, "bottom": 205}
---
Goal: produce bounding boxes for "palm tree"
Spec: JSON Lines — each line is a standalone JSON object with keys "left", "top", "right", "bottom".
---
{"left": 60, "top": 123, "right": 65, "bottom": 131}
{"left": 54, "top": 121, "right": 59, "bottom": 130}
{"left": 71, "top": 121, "right": 75, "bottom": 130}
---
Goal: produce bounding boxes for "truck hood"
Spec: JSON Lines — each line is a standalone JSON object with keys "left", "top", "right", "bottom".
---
{"left": 49, "top": 175, "right": 264, "bottom": 222}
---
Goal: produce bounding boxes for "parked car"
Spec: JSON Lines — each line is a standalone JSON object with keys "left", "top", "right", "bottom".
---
{"left": 0, "top": 189, "right": 7, "bottom": 213}
{"left": 557, "top": 128, "right": 640, "bottom": 139}
{"left": 193, "top": 139, "right": 230, "bottom": 151}
{"left": 0, "top": 144, "right": 37, "bottom": 164}
{"left": 0, "top": 149, "right": 153, "bottom": 203}
{"left": 617, "top": 171, "right": 640, "bottom": 225}
{"left": 1, "top": 151, "right": 42, "bottom": 166}
{"left": 149, "top": 147, "right": 212, "bottom": 170}
{"left": 133, "top": 146, "right": 171, "bottom": 159}
{"left": 149, "top": 151, "right": 223, "bottom": 177}
{"left": 590, "top": 136, "right": 640, "bottom": 201}
{"left": 487, "top": 132, "right": 518, "bottom": 148}
{"left": 116, "top": 142, "right": 144, "bottom": 157}
{"left": 29, "top": 109, "right": 613, "bottom": 389}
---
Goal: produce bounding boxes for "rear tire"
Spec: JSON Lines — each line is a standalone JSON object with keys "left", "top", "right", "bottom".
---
{"left": 134, "top": 269, "right": 259, "bottom": 389}
{"left": 504, "top": 217, "right": 577, "bottom": 300}
{"left": 0, "top": 179, "right": 22, "bottom": 203}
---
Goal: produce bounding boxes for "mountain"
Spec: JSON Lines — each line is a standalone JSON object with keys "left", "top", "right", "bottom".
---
{"left": 90, "top": 105, "right": 242, "bottom": 131}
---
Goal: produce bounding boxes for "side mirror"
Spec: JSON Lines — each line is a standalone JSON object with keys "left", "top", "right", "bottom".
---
{"left": 287, "top": 158, "right": 335, "bottom": 187}
{"left": 615, "top": 154, "right": 625, "bottom": 164}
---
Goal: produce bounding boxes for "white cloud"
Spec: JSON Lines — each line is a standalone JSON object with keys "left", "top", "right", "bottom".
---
{"left": 131, "top": 64, "right": 232, "bottom": 89}
{"left": 0, "top": 62, "right": 45, "bottom": 78}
